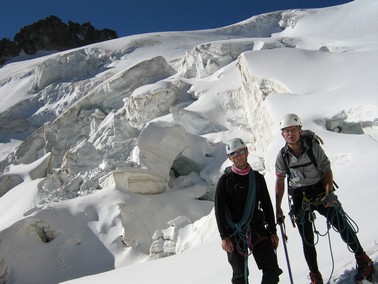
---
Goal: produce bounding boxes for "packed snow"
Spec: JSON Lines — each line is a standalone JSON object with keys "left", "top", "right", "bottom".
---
{"left": 0, "top": 0, "right": 378, "bottom": 283}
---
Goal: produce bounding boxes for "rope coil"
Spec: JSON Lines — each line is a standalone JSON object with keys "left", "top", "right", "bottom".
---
{"left": 295, "top": 192, "right": 361, "bottom": 283}
{"left": 225, "top": 170, "right": 256, "bottom": 283}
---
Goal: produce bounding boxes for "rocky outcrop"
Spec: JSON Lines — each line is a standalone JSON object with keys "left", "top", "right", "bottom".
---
{"left": 0, "top": 15, "right": 117, "bottom": 64}
{"left": 0, "top": 38, "right": 20, "bottom": 64}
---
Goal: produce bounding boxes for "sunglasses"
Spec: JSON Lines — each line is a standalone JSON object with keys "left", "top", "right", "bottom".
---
{"left": 229, "top": 149, "right": 246, "bottom": 157}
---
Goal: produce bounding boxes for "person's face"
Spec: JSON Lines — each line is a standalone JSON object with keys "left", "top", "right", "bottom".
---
{"left": 281, "top": 126, "right": 302, "bottom": 145}
{"left": 228, "top": 148, "right": 248, "bottom": 169}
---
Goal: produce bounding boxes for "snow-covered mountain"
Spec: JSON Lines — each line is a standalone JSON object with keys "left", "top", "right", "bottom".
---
{"left": 1, "top": 0, "right": 378, "bottom": 283}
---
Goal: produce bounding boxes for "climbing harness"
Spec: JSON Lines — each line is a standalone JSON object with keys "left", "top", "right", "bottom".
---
{"left": 297, "top": 193, "right": 360, "bottom": 249}
{"left": 225, "top": 170, "right": 256, "bottom": 284}
{"left": 295, "top": 192, "right": 361, "bottom": 283}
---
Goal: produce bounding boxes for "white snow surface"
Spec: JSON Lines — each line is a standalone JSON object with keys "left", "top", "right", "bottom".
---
{"left": 0, "top": 0, "right": 378, "bottom": 283}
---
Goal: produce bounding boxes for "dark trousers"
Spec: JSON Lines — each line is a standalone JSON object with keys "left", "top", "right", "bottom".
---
{"left": 296, "top": 203, "right": 363, "bottom": 272}
{"left": 227, "top": 238, "right": 282, "bottom": 284}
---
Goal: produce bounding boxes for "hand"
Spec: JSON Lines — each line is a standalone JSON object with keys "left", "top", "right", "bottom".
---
{"left": 276, "top": 207, "right": 284, "bottom": 223}
{"left": 221, "top": 237, "right": 234, "bottom": 253}
{"left": 324, "top": 200, "right": 335, "bottom": 208}
{"left": 323, "top": 192, "right": 337, "bottom": 208}
{"left": 270, "top": 234, "right": 279, "bottom": 249}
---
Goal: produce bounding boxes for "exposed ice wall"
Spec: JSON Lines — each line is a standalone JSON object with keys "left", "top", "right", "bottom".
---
{"left": 14, "top": 56, "right": 175, "bottom": 165}
{"left": 236, "top": 54, "right": 289, "bottom": 156}
{"left": 1, "top": 30, "right": 291, "bottom": 201}
{"left": 326, "top": 105, "right": 378, "bottom": 142}
{"left": 32, "top": 48, "right": 111, "bottom": 91}
{"left": 176, "top": 39, "right": 254, "bottom": 78}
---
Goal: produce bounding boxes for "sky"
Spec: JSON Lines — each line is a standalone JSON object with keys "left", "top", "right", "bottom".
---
{"left": 1, "top": 0, "right": 353, "bottom": 40}
{"left": 1, "top": 0, "right": 378, "bottom": 283}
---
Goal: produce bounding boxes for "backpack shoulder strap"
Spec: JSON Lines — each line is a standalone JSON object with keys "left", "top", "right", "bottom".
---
{"left": 224, "top": 166, "right": 232, "bottom": 175}
{"left": 302, "top": 135, "right": 318, "bottom": 169}
{"left": 224, "top": 166, "right": 234, "bottom": 195}
{"left": 280, "top": 146, "right": 290, "bottom": 176}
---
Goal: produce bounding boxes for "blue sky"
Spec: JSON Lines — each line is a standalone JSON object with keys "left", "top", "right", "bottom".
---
{"left": 1, "top": 0, "right": 352, "bottom": 40}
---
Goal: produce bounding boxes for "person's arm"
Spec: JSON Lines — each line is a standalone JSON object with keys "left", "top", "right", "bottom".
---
{"left": 257, "top": 173, "right": 279, "bottom": 248}
{"left": 322, "top": 169, "right": 336, "bottom": 208}
{"left": 313, "top": 142, "right": 332, "bottom": 192}
{"left": 214, "top": 174, "right": 233, "bottom": 252}
{"left": 274, "top": 150, "right": 287, "bottom": 222}
{"left": 275, "top": 174, "right": 286, "bottom": 221}
{"left": 214, "top": 175, "right": 228, "bottom": 238}
{"left": 323, "top": 169, "right": 333, "bottom": 194}
{"left": 312, "top": 143, "right": 335, "bottom": 207}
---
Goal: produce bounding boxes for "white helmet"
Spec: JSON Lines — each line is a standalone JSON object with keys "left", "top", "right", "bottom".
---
{"left": 279, "top": 113, "right": 302, "bottom": 130}
{"left": 226, "top": 138, "right": 246, "bottom": 154}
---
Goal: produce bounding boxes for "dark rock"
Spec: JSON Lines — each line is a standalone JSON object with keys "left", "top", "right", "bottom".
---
{"left": 0, "top": 38, "right": 21, "bottom": 65}
{"left": 0, "top": 15, "right": 118, "bottom": 64}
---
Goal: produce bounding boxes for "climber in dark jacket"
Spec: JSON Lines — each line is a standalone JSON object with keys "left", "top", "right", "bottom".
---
{"left": 215, "top": 138, "right": 282, "bottom": 284}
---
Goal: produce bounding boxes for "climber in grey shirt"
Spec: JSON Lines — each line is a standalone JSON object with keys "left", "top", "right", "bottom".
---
{"left": 274, "top": 113, "right": 374, "bottom": 284}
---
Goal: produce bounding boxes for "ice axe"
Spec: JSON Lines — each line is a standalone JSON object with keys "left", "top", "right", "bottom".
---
{"left": 278, "top": 216, "right": 294, "bottom": 284}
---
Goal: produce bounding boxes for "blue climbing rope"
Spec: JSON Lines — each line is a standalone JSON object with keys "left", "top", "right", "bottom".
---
{"left": 326, "top": 195, "right": 360, "bottom": 252}
{"left": 225, "top": 170, "right": 256, "bottom": 283}
{"left": 296, "top": 192, "right": 361, "bottom": 283}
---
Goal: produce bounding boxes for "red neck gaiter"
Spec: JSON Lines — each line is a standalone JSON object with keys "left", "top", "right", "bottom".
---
{"left": 231, "top": 163, "right": 251, "bottom": 176}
